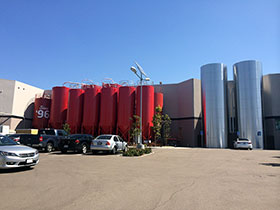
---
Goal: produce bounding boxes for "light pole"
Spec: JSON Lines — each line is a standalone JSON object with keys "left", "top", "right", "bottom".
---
{"left": 130, "top": 62, "right": 150, "bottom": 149}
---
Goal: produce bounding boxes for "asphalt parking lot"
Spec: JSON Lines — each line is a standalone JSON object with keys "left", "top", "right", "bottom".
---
{"left": 1, "top": 148, "right": 280, "bottom": 210}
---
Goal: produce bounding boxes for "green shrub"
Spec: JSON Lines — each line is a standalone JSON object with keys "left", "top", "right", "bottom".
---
{"left": 143, "top": 147, "right": 152, "bottom": 154}
{"left": 123, "top": 147, "right": 152, "bottom": 157}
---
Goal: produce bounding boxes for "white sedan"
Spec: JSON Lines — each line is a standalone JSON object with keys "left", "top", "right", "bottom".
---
{"left": 234, "top": 138, "right": 253, "bottom": 150}
{"left": 90, "top": 134, "right": 128, "bottom": 154}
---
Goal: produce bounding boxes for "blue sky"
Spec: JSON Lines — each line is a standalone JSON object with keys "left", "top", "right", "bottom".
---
{"left": 0, "top": 0, "right": 279, "bottom": 90}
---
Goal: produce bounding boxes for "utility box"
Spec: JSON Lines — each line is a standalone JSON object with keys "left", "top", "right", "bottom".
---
{"left": 0, "top": 125, "right": 10, "bottom": 135}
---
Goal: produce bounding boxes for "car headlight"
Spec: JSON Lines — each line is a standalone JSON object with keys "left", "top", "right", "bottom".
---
{"left": 0, "top": 151, "right": 19, "bottom": 157}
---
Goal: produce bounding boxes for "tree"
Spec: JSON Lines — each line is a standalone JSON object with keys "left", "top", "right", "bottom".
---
{"left": 129, "top": 115, "right": 141, "bottom": 144}
{"left": 162, "top": 114, "right": 171, "bottom": 146}
{"left": 63, "top": 123, "right": 71, "bottom": 135}
{"left": 152, "top": 106, "right": 163, "bottom": 145}
{"left": 152, "top": 106, "right": 172, "bottom": 146}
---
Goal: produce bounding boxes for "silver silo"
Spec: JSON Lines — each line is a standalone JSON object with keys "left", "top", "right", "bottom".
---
{"left": 233, "top": 60, "right": 263, "bottom": 149}
{"left": 201, "top": 63, "right": 228, "bottom": 148}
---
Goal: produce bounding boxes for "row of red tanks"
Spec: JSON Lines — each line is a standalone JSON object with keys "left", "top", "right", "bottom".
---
{"left": 33, "top": 84, "right": 163, "bottom": 142}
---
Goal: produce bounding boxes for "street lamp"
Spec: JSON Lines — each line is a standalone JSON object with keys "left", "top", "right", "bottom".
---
{"left": 130, "top": 62, "right": 150, "bottom": 149}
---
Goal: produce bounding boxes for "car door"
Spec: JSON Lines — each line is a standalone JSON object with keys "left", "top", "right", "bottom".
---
{"left": 81, "top": 135, "right": 88, "bottom": 145}
{"left": 118, "top": 136, "right": 125, "bottom": 150}
{"left": 113, "top": 136, "right": 122, "bottom": 151}
{"left": 56, "top": 130, "right": 66, "bottom": 146}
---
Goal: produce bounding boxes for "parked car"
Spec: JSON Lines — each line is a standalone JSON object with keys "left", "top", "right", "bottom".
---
{"left": 90, "top": 134, "right": 128, "bottom": 154}
{"left": 8, "top": 129, "right": 68, "bottom": 153}
{"left": 0, "top": 135, "right": 39, "bottom": 169}
{"left": 58, "top": 134, "right": 94, "bottom": 154}
{"left": 234, "top": 138, "right": 253, "bottom": 150}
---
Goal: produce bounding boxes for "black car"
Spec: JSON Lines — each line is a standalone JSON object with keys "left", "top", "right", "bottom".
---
{"left": 58, "top": 134, "right": 94, "bottom": 154}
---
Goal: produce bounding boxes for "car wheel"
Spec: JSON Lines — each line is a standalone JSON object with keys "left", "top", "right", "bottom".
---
{"left": 46, "top": 142, "right": 54, "bottom": 153}
{"left": 123, "top": 146, "right": 128, "bottom": 152}
{"left": 81, "top": 143, "right": 88, "bottom": 155}
{"left": 111, "top": 147, "right": 117, "bottom": 154}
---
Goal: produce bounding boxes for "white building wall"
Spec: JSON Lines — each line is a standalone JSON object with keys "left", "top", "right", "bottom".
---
{"left": 12, "top": 81, "right": 44, "bottom": 118}
{"left": 0, "top": 79, "right": 15, "bottom": 115}
{"left": 0, "top": 79, "right": 44, "bottom": 132}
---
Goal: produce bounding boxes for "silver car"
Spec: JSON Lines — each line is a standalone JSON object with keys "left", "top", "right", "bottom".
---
{"left": 0, "top": 135, "right": 39, "bottom": 169}
{"left": 234, "top": 138, "right": 253, "bottom": 150}
{"left": 90, "top": 134, "right": 128, "bottom": 154}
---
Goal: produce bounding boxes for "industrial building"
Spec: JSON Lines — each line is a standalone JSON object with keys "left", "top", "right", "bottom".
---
{"left": 0, "top": 79, "right": 45, "bottom": 133}
{"left": 262, "top": 74, "right": 280, "bottom": 149}
{"left": 154, "top": 79, "right": 202, "bottom": 147}
{"left": 0, "top": 60, "right": 279, "bottom": 149}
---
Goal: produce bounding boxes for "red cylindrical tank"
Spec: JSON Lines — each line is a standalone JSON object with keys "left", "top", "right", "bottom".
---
{"left": 136, "top": 85, "right": 154, "bottom": 140}
{"left": 32, "top": 97, "right": 51, "bottom": 129}
{"left": 66, "top": 89, "right": 84, "bottom": 134}
{"left": 99, "top": 84, "right": 120, "bottom": 134}
{"left": 154, "top": 92, "right": 163, "bottom": 110}
{"left": 49, "top": 86, "right": 69, "bottom": 129}
{"left": 81, "top": 85, "right": 101, "bottom": 136}
{"left": 117, "top": 86, "right": 136, "bottom": 142}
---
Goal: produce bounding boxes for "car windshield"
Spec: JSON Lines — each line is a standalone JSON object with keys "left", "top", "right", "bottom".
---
{"left": 96, "top": 135, "right": 112, "bottom": 140}
{"left": 0, "top": 136, "right": 17, "bottom": 146}
{"left": 239, "top": 138, "right": 249, "bottom": 141}
{"left": 69, "top": 135, "right": 83, "bottom": 139}
{"left": 39, "top": 130, "right": 55, "bottom": 135}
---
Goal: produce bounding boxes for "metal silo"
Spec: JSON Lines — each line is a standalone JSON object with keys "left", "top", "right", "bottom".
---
{"left": 154, "top": 92, "right": 163, "bottom": 110}
{"left": 49, "top": 86, "right": 69, "bottom": 129}
{"left": 82, "top": 85, "right": 101, "bottom": 136}
{"left": 32, "top": 97, "right": 51, "bottom": 129}
{"left": 99, "top": 84, "right": 120, "bottom": 134}
{"left": 66, "top": 88, "right": 84, "bottom": 134}
{"left": 136, "top": 85, "right": 154, "bottom": 141}
{"left": 201, "top": 63, "right": 227, "bottom": 148}
{"left": 117, "top": 86, "right": 136, "bottom": 142}
{"left": 233, "top": 60, "right": 263, "bottom": 149}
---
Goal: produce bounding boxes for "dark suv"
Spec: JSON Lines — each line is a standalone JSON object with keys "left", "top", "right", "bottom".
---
{"left": 58, "top": 134, "right": 94, "bottom": 154}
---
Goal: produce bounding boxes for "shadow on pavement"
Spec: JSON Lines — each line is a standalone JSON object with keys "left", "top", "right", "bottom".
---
{"left": 0, "top": 167, "right": 34, "bottom": 174}
{"left": 260, "top": 163, "right": 280, "bottom": 167}
{"left": 272, "top": 156, "right": 280, "bottom": 159}
{"left": 86, "top": 152, "right": 118, "bottom": 156}
{"left": 48, "top": 151, "right": 121, "bottom": 156}
{"left": 50, "top": 151, "right": 80, "bottom": 155}
{"left": 50, "top": 151, "right": 118, "bottom": 156}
